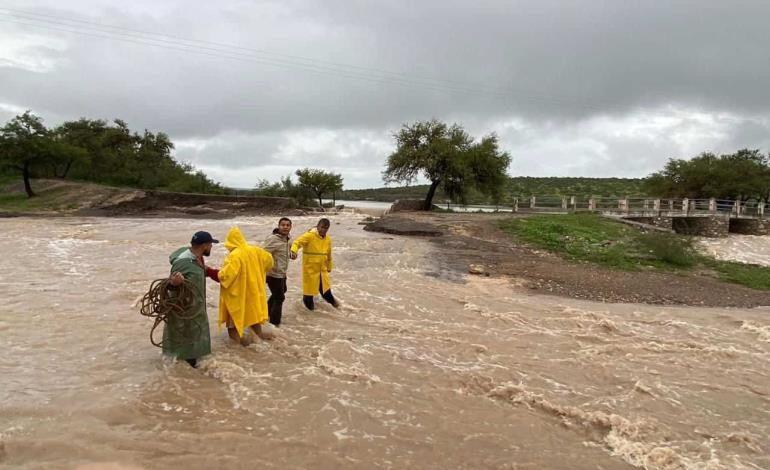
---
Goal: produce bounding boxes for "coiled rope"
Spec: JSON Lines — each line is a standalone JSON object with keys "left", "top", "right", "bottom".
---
{"left": 139, "top": 278, "right": 202, "bottom": 348}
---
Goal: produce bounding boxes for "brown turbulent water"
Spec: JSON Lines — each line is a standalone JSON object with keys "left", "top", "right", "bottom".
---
{"left": 1, "top": 215, "right": 768, "bottom": 470}
{"left": 700, "top": 235, "right": 770, "bottom": 268}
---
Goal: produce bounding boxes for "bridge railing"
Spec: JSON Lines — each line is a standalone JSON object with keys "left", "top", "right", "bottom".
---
{"left": 511, "top": 196, "right": 766, "bottom": 219}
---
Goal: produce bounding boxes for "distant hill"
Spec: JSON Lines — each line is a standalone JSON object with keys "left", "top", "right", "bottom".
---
{"left": 341, "top": 177, "right": 648, "bottom": 203}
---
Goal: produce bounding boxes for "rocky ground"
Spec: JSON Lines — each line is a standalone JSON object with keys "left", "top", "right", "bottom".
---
{"left": 366, "top": 212, "right": 770, "bottom": 308}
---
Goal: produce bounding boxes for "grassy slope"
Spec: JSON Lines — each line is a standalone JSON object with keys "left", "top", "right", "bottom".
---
{"left": 0, "top": 178, "right": 74, "bottom": 211}
{"left": 0, "top": 191, "right": 78, "bottom": 211}
{"left": 499, "top": 213, "right": 770, "bottom": 290}
{"left": 0, "top": 178, "right": 138, "bottom": 213}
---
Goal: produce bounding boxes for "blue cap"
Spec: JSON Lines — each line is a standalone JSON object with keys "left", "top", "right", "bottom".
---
{"left": 191, "top": 231, "right": 219, "bottom": 245}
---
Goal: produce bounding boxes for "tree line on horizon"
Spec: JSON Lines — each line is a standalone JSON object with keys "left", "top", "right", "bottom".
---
{"left": 252, "top": 168, "right": 344, "bottom": 210}
{"left": 341, "top": 177, "right": 649, "bottom": 204}
{"left": 644, "top": 149, "right": 770, "bottom": 202}
{"left": 3, "top": 111, "right": 767, "bottom": 207}
{"left": 0, "top": 111, "right": 223, "bottom": 197}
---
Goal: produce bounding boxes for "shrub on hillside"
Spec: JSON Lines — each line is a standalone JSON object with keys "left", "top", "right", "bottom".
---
{"left": 638, "top": 232, "right": 696, "bottom": 267}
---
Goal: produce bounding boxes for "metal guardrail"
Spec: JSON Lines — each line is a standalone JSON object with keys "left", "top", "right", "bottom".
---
{"left": 511, "top": 196, "right": 766, "bottom": 218}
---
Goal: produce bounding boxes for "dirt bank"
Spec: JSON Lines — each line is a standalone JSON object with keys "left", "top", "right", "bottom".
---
{"left": 0, "top": 179, "right": 301, "bottom": 218}
{"left": 369, "top": 212, "right": 770, "bottom": 308}
{"left": 364, "top": 215, "right": 442, "bottom": 236}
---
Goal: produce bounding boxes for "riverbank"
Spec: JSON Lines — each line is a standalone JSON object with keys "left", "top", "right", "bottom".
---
{"left": 368, "top": 212, "right": 770, "bottom": 307}
{"left": 4, "top": 179, "right": 767, "bottom": 307}
{"left": 0, "top": 179, "right": 302, "bottom": 218}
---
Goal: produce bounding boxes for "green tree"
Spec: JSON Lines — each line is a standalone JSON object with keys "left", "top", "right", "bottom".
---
{"left": 644, "top": 149, "right": 770, "bottom": 201}
{"left": 0, "top": 111, "right": 53, "bottom": 197}
{"left": 460, "top": 134, "right": 511, "bottom": 204}
{"left": 253, "top": 174, "right": 313, "bottom": 204}
{"left": 383, "top": 119, "right": 511, "bottom": 209}
{"left": 254, "top": 178, "right": 283, "bottom": 196}
{"left": 51, "top": 118, "right": 105, "bottom": 178}
{"left": 0, "top": 112, "right": 226, "bottom": 196}
{"left": 295, "top": 168, "right": 344, "bottom": 210}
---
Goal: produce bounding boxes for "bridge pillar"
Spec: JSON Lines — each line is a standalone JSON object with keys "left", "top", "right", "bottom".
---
{"left": 588, "top": 198, "right": 596, "bottom": 211}
{"left": 570, "top": 196, "right": 576, "bottom": 211}
{"left": 530, "top": 196, "right": 536, "bottom": 209}
{"left": 653, "top": 199, "right": 661, "bottom": 213}
{"left": 619, "top": 198, "right": 629, "bottom": 213}
{"left": 729, "top": 218, "right": 770, "bottom": 235}
{"left": 682, "top": 198, "right": 689, "bottom": 214}
{"left": 709, "top": 198, "right": 717, "bottom": 213}
{"left": 672, "top": 216, "right": 729, "bottom": 238}
{"left": 561, "top": 197, "right": 567, "bottom": 209}
{"left": 512, "top": 197, "right": 519, "bottom": 213}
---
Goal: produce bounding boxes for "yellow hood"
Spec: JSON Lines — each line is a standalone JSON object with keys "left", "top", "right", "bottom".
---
{"left": 224, "top": 226, "right": 247, "bottom": 252}
{"left": 217, "top": 226, "right": 274, "bottom": 336}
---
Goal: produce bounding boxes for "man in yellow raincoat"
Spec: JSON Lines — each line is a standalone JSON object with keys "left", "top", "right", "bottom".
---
{"left": 217, "top": 226, "right": 274, "bottom": 343}
{"left": 290, "top": 218, "right": 340, "bottom": 310}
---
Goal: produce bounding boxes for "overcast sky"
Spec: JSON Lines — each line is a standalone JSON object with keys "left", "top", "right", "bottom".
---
{"left": 1, "top": 0, "right": 768, "bottom": 188}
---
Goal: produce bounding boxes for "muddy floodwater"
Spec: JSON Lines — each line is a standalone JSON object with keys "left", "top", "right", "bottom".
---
{"left": 700, "top": 235, "right": 770, "bottom": 267}
{"left": 1, "top": 215, "right": 769, "bottom": 470}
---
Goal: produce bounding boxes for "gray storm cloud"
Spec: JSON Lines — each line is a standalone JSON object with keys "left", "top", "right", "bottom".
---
{"left": 0, "top": 0, "right": 768, "bottom": 187}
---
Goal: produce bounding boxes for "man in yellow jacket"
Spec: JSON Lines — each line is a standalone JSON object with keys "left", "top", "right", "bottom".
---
{"left": 290, "top": 218, "right": 340, "bottom": 310}
{"left": 217, "top": 226, "right": 274, "bottom": 343}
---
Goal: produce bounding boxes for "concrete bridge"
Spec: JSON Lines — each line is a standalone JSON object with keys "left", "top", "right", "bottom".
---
{"left": 513, "top": 196, "right": 769, "bottom": 237}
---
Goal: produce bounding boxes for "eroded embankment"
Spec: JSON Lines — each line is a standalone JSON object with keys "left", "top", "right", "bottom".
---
{"left": 366, "top": 212, "right": 770, "bottom": 308}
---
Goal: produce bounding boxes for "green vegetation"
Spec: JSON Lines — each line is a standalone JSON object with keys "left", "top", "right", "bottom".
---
{"left": 251, "top": 175, "right": 312, "bottom": 205}
{"left": 0, "top": 190, "right": 39, "bottom": 210}
{"left": 703, "top": 259, "right": 770, "bottom": 291}
{"left": 499, "top": 213, "right": 770, "bottom": 290}
{"left": 344, "top": 148, "right": 768, "bottom": 207}
{"left": 499, "top": 213, "right": 657, "bottom": 270}
{"left": 295, "top": 168, "right": 343, "bottom": 209}
{"left": 637, "top": 233, "right": 696, "bottom": 268}
{"left": 0, "top": 180, "right": 84, "bottom": 212}
{"left": 0, "top": 174, "right": 16, "bottom": 187}
{"left": 0, "top": 111, "right": 224, "bottom": 197}
{"left": 383, "top": 119, "right": 511, "bottom": 209}
{"left": 507, "top": 177, "right": 646, "bottom": 198}
{"left": 250, "top": 169, "right": 343, "bottom": 208}
{"left": 644, "top": 149, "right": 770, "bottom": 201}
{"left": 342, "top": 177, "right": 647, "bottom": 204}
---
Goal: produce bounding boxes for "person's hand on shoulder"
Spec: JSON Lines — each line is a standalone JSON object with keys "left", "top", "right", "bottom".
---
{"left": 169, "top": 272, "right": 184, "bottom": 286}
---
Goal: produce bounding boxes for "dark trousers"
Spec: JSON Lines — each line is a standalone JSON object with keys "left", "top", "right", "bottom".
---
{"left": 302, "top": 279, "right": 336, "bottom": 310}
{"left": 266, "top": 276, "right": 287, "bottom": 326}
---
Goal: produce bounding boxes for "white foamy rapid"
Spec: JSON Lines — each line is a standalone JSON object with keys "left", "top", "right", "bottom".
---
{"left": 699, "top": 234, "right": 770, "bottom": 266}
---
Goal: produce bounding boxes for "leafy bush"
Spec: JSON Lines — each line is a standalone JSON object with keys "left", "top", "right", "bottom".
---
{"left": 637, "top": 233, "right": 696, "bottom": 267}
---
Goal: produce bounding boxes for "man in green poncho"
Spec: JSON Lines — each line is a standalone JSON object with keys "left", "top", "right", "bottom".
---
{"left": 165, "top": 231, "right": 221, "bottom": 368}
